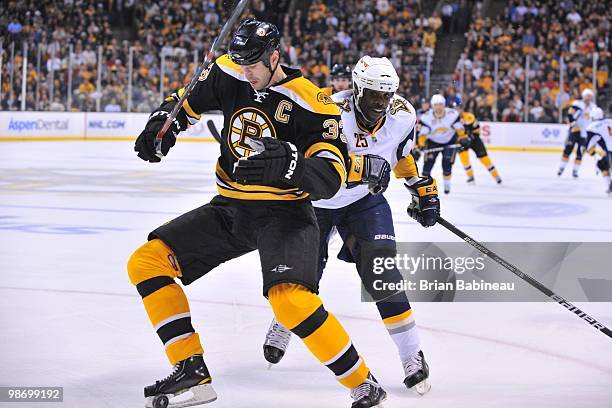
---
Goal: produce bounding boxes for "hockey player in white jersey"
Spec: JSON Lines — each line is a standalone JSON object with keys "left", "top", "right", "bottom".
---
{"left": 263, "top": 56, "right": 439, "bottom": 397}
{"left": 584, "top": 108, "right": 611, "bottom": 194}
{"left": 417, "top": 94, "right": 469, "bottom": 194}
{"left": 558, "top": 88, "right": 600, "bottom": 177}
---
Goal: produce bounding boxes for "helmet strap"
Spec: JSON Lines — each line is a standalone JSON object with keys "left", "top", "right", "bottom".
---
{"left": 353, "top": 85, "right": 370, "bottom": 121}
{"left": 353, "top": 92, "right": 376, "bottom": 129}
{"left": 262, "top": 49, "right": 280, "bottom": 89}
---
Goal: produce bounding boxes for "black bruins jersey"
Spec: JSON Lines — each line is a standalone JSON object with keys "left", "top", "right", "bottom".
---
{"left": 161, "top": 54, "right": 348, "bottom": 201}
{"left": 460, "top": 111, "right": 481, "bottom": 138}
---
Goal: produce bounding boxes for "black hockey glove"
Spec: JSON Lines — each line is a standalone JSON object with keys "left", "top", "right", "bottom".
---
{"left": 346, "top": 154, "right": 391, "bottom": 195}
{"left": 134, "top": 110, "right": 181, "bottom": 162}
{"left": 404, "top": 176, "right": 440, "bottom": 227}
{"left": 233, "top": 137, "right": 305, "bottom": 185}
{"left": 411, "top": 147, "right": 422, "bottom": 162}
{"left": 458, "top": 135, "right": 472, "bottom": 150}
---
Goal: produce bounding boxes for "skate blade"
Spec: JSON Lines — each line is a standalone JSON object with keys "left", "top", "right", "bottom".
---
{"left": 412, "top": 379, "right": 431, "bottom": 396}
{"left": 145, "top": 384, "right": 217, "bottom": 408}
{"left": 372, "top": 395, "right": 388, "bottom": 407}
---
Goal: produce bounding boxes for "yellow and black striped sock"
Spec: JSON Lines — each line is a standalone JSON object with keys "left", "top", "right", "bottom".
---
{"left": 128, "top": 239, "right": 204, "bottom": 366}
{"left": 459, "top": 150, "right": 474, "bottom": 178}
{"left": 269, "top": 283, "right": 369, "bottom": 389}
{"left": 479, "top": 156, "right": 500, "bottom": 179}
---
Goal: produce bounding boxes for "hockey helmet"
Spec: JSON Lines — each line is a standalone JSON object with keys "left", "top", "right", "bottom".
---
{"left": 330, "top": 63, "right": 352, "bottom": 79}
{"left": 352, "top": 56, "right": 399, "bottom": 115}
{"left": 430, "top": 94, "right": 446, "bottom": 106}
{"left": 229, "top": 19, "right": 280, "bottom": 68}
{"left": 581, "top": 88, "right": 594, "bottom": 98}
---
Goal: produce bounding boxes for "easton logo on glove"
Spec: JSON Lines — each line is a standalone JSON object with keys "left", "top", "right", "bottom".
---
{"left": 285, "top": 143, "right": 300, "bottom": 181}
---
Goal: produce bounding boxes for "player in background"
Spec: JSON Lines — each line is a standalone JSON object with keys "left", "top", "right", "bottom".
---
{"left": 263, "top": 56, "right": 437, "bottom": 395}
{"left": 558, "top": 88, "right": 599, "bottom": 178}
{"left": 417, "top": 94, "right": 469, "bottom": 194}
{"left": 452, "top": 102, "right": 502, "bottom": 184}
{"left": 129, "top": 19, "right": 388, "bottom": 408}
{"left": 322, "top": 63, "right": 353, "bottom": 96}
{"left": 583, "top": 108, "right": 611, "bottom": 194}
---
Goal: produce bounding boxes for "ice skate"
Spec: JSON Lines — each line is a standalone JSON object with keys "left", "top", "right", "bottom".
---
{"left": 466, "top": 176, "right": 475, "bottom": 184}
{"left": 403, "top": 350, "right": 431, "bottom": 395}
{"left": 263, "top": 317, "right": 292, "bottom": 368}
{"left": 350, "top": 373, "right": 387, "bottom": 408}
{"left": 144, "top": 354, "right": 217, "bottom": 408}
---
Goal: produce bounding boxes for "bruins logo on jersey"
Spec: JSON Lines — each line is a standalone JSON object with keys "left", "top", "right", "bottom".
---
{"left": 390, "top": 98, "right": 411, "bottom": 115}
{"left": 198, "top": 64, "right": 213, "bottom": 82}
{"left": 317, "top": 92, "right": 336, "bottom": 105}
{"left": 228, "top": 107, "right": 277, "bottom": 159}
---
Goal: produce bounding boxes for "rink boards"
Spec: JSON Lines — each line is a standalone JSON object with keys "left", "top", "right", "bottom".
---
{"left": 0, "top": 111, "right": 569, "bottom": 152}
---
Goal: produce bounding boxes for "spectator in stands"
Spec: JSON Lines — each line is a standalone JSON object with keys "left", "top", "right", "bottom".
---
{"left": 502, "top": 105, "right": 522, "bottom": 122}
{"left": 529, "top": 99, "right": 544, "bottom": 121}
{"left": 456, "top": 0, "right": 609, "bottom": 122}
{"left": 104, "top": 98, "right": 122, "bottom": 112}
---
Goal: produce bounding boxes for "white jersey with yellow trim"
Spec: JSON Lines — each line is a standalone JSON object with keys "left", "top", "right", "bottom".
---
{"left": 418, "top": 107, "right": 463, "bottom": 144}
{"left": 585, "top": 118, "right": 612, "bottom": 152}
{"left": 314, "top": 90, "right": 417, "bottom": 209}
{"left": 569, "top": 100, "right": 599, "bottom": 138}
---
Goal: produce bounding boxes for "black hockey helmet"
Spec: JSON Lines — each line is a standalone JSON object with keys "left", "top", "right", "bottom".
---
{"left": 330, "top": 63, "right": 352, "bottom": 79}
{"left": 228, "top": 19, "right": 280, "bottom": 68}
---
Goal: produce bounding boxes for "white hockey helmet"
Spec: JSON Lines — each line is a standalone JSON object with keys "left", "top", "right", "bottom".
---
{"left": 591, "top": 106, "right": 603, "bottom": 120}
{"left": 581, "top": 88, "right": 594, "bottom": 99}
{"left": 352, "top": 56, "right": 400, "bottom": 106}
{"left": 431, "top": 94, "right": 446, "bottom": 106}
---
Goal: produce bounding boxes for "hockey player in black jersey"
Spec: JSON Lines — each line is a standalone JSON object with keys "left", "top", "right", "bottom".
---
{"left": 322, "top": 63, "right": 353, "bottom": 96}
{"left": 453, "top": 105, "right": 502, "bottom": 184}
{"left": 129, "top": 19, "right": 387, "bottom": 408}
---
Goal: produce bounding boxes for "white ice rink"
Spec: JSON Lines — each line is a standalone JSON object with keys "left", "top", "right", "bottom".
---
{"left": 1, "top": 141, "right": 611, "bottom": 408}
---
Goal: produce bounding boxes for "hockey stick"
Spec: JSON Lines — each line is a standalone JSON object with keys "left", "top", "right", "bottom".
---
{"left": 421, "top": 143, "right": 462, "bottom": 154}
{"left": 154, "top": 0, "right": 250, "bottom": 158}
{"left": 436, "top": 215, "right": 612, "bottom": 340}
{"left": 207, "top": 120, "right": 223, "bottom": 143}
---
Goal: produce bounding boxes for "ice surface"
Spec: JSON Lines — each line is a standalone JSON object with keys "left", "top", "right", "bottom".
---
{"left": 1, "top": 141, "right": 611, "bottom": 407}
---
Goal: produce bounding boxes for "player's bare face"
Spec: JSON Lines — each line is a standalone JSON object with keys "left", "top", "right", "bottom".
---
{"left": 433, "top": 103, "right": 445, "bottom": 117}
{"left": 359, "top": 88, "right": 394, "bottom": 124}
{"left": 332, "top": 78, "right": 351, "bottom": 92}
{"left": 242, "top": 61, "right": 271, "bottom": 91}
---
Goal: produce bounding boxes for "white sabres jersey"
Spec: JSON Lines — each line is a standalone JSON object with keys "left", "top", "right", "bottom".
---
{"left": 418, "top": 108, "right": 464, "bottom": 144}
{"left": 585, "top": 119, "right": 612, "bottom": 152}
{"left": 569, "top": 100, "right": 599, "bottom": 137}
{"left": 314, "top": 90, "right": 417, "bottom": 209}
